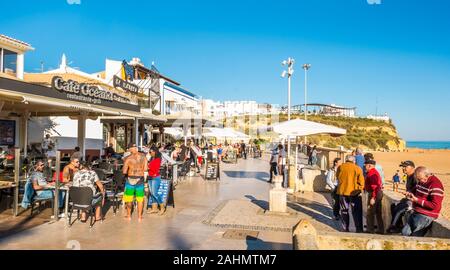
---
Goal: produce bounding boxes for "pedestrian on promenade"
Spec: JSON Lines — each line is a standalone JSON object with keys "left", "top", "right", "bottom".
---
{"left": 402, "top": 166, "right": 444, "bottom": 236}
{"left": 147, "top": 146, "right": 165, "bottom": 215}
{"left": 41, "top": 134, "right": 54, "bottom": 157}
{"left": 364, "top": 153, "right": 385, "bottom": 186}
{"left": 217, "top": 144, "right": 223, "bottom": 162}
{"left": 354, "top": 148, "right": 365, "bottom": 171}
{"left": 387, "top": 160, "right": 416, "bottom": 233}
{"left": 364, "top": 159, "right": 384, "bottom": 234}
{"left": 269, "top": 147, "right": 279, "bottom": 183}
{"left": 306, "top": 142, "right": 312, "bottom": 157}
{"left": 393, "top": 170, "right": 401, "bottom": 192}
{"left": 326, "top": 157, "right": 342, "bottom": 220}
{"left": 308, "top": 145, "right": 320, "bottom": 166}
{"left": 240, "top": 141, "right": 247, "bottom": 160}
{"left": 336, "top": 155, "right": 365, "bottom": 233}
{"left": 122, "top": 143, "right": 147, "bottom": 222}
{"left": 277, "top": 144, "right": 286, "bottom": 187}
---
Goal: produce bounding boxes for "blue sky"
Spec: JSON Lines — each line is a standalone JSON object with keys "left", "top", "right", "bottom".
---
{"left": 1, "top": 0, "right": 450, "bottom": 141}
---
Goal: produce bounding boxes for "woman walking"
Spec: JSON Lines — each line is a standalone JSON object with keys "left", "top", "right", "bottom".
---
{"left": 147, "top": 146, "right": 165, "bottom": 215}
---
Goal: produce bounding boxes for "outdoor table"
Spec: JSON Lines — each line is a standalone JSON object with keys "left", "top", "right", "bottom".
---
{"left": 0, "top": 180, "right": 15, "bottom": 212}
{"left": 0, "top": 181, "right": 16, "bottom": 189}
{"left": 47, "top": 183, "right": 71, "bottom": 222}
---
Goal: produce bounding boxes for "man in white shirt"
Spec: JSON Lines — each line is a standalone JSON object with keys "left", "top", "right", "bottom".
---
{"left": 326, "top": 157, "right": 342, "bottom": 220}
{"left": 41, "top": 134, "right": 54, "bottom": 156}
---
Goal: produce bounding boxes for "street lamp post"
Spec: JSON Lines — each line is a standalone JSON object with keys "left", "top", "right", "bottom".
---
{"left": 303, "top": 63, "right": 311, "bottom": 144}
{"left": 282, "top": 57, "right": 295, "bottom": 189}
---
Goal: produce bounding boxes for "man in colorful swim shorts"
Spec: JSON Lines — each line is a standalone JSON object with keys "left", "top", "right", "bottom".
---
{"left": 122, "top": 143, "right": 147, "bottom": 222}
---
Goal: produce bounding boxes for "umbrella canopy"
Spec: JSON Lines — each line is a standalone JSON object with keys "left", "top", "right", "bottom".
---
{"left": 152, "top": 127, "right": 194, "bottom": 139}
{"left": 261, "top": 119, "right": 346, "bottom": 137}
{"left": 203, "top": 127, "right": 250, "bottom": 140}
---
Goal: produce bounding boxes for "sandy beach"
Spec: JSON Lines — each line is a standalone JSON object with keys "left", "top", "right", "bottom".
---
{"left": 374, "top": 148, "right": 450, "bottom": 219}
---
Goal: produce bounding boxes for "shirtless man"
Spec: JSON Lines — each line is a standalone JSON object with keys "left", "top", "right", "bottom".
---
{"left": 122, "top": 143, "right": 147, "bottom": 221}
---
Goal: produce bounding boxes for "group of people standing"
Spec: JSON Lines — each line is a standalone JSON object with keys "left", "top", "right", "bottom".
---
{"left": 326, "top": 148, "right": 444, "bottom": 236}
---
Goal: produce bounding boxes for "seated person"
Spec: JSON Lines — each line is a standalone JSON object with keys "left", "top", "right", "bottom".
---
{"left": 402, "top": 166, "right": 444, "bottom": 236}
{"left": 62, "top": 157, "right": 80, "bottom": 183}
{"left": 72, "top": 162, "right": 105, "bottom": 222}
{"left": 31, "top": 160, "right": 65, "bottom": 208}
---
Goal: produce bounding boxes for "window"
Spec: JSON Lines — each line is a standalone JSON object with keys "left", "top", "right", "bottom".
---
{"left": 2, "top": 49, "right": 17, "bottom": 75}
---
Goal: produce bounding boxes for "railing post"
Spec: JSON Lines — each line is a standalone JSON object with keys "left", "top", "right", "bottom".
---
{"left": 13, "top": 148, "right": 20, "bottom": 217}
{"left": 54, "top": 151, "right": 61, "bottom": 220}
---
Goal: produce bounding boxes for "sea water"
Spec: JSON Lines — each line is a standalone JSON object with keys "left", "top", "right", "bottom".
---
{"left": 407, "top": 141, "right": 450, "bottom": 150}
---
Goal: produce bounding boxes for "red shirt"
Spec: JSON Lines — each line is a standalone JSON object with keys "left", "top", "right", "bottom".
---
{"left": 412, "top": 175, "right": 444, "bottom": 219}
{"left": 365, "top": 167, "right": 382, "bottom": 199}
{"left": 148, "top": 158, "right": 161, "bottom": 178}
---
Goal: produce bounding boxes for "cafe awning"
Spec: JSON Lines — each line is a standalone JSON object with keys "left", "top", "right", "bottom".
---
{"left": 0, "top": 75, "right": 141, "bottom": 117}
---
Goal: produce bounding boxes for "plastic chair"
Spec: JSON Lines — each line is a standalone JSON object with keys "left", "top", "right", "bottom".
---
{"left": 68, "top": 186, "right": 103, "bottom": 228}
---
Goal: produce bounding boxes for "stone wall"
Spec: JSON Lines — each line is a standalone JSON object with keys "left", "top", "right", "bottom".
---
{"left": 296, "top": 168, "right": 328, "bottom": 193}
{"left": 293, "top": 219, "right": 450, "bottom": 250}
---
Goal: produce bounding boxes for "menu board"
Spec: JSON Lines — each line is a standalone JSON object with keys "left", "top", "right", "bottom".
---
{"left": 205, "top": 162, "right": 219, "bottom": 180}
{"left": 0, "top": 120, "right": 15, "bottom": 146}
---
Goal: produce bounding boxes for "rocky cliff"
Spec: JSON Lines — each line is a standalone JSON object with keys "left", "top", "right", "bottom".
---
{"left": 221, "top": 114, "right": 406, "bottom": 151}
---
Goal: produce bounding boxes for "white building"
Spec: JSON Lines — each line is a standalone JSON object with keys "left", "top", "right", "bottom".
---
{"left": 367, "top": 113, "right": 390, "bottom": 122}
{"left": 0, "top": 34, "right": 33, "bottom": 80}
{"left": 223, "top": 101, "right": 259, "bottom": 117}
{"left": 201, "top": 99, "right": 226, "bottom": 119}
{"left": 0, "top": 35, "right": 34, "bottom": 149}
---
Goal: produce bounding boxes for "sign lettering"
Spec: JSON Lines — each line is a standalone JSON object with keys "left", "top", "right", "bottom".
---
{"left": 52, "top": 76, "right": 131, "bottom": 105}
{"left": 113, "top": 75, "right": 139, "bottom": 94}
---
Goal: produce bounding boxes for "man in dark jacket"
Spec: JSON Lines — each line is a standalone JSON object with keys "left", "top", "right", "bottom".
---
{"left": 387, "top": 160, "right": 416, "bottom": 233}
{"left": 240, "top": 141, "right": 247, "bottom": 160}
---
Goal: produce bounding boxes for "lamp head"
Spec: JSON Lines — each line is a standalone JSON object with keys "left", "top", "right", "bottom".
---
{"left": 281, "top": 71, "right": 287, "bottom": 78}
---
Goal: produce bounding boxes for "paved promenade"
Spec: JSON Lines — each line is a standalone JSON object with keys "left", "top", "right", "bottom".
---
{"left": 0, "top": 157, "right": 281, "bottom": 250}
{"left": 0, "top": 156, "right": 341, "bottom": 250}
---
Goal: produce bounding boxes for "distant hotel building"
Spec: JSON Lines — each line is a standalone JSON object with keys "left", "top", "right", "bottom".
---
{"left": 290, "top": 103, "right": 357, "bottom": 117}
{"left": 201, "top": 100, "right": 279, "bottom": 119}
{"left": 366, "top": 113, "right": 390, "bottom": 122}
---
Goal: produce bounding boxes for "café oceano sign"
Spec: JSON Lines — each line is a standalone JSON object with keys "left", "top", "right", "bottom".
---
{"left": 52, "top": 76, "right": 131, "bottom": 105}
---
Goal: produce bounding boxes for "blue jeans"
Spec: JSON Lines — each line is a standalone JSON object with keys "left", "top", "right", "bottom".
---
{"left": 36, "top": 190, "right": 65, "bottom": 208}
{"left": 402, "top": 212, "right": 435, "bottom": 236}
{"left": 148, "top": 176, "right": 163, "bottom": 205}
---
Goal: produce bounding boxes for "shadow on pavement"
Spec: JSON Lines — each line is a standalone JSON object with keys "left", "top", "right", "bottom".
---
{"left": 246, "top": 236, "right": 291, "bottom": 250}
{"left": 287, "top": 196, "right": 341, "bottom": 231}
{"left": 223, "top": 171, "right": 270, "bottom": 182}
{"left": 245, "top": 195, "right": 269, "bottom": 210}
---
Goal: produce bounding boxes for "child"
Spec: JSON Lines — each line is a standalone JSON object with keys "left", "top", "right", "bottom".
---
{"left": 393, "top": 170, "right": 401, "bottom": 192}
